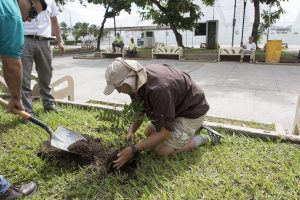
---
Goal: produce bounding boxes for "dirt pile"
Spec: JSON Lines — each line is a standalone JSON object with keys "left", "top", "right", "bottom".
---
{"left": 37, "top": 134, "right": 137, "bottom": 174}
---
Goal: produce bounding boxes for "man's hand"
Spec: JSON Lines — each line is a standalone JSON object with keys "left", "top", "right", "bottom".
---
{"left": 112, "top": 147, "right": 133, "bottom": 169}
{"left": 58, "top": 42, "right": 65, "bottom": 56}
{"left": 7, "top": 97, "right": 24, "bottom": 113}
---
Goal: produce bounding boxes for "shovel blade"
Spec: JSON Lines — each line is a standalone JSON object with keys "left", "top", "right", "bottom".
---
{"left": 50, "top": 126, "right": 86, "bottom": 152}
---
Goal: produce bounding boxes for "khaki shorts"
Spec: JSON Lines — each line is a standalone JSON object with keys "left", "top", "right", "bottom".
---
{"left": 148, "top": 114, "right": 206, "bottom": 149}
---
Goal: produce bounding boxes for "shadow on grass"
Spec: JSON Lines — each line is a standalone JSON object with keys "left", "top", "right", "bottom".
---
{"left": 0, "top": 119, "right": 22, "bottom": 136}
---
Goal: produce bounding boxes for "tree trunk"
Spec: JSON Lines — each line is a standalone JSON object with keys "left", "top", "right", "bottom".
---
{"left": 251, "top": 0, "right": 260, "bottom": 44}
{"left": 96, "top": 7, "right": 109, "bottom": 50}
{"left": 170, "top": 24, "right": 183, "bottom": 47}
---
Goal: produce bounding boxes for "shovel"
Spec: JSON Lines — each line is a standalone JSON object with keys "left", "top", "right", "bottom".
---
{"left": 0, "top": 97, "right": 86, "bottom": 153}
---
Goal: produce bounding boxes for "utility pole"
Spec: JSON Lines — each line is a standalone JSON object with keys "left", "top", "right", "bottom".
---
{"left": 240, "top": 0, "right": 247, "bottom": 47}
{"left": 113, "top": 0, "right": 116, "bottom": 36}
{"left": 267, "top": 3, "right": 272, "bottom": 41}
{"left": 231, "top": 0, "right": 237, "bottom": 47}
{"left": 213, "top": 3, "right": 215, "bottom": 20}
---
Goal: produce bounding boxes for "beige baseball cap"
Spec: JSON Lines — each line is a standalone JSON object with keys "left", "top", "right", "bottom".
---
{"left": 103, "top": 57, "right": 147, "bottom": 95}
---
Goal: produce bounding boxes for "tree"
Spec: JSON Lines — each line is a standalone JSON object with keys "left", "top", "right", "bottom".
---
{"left": 251, "top": 0, "right": 287, "bottom": 45}
{"left": 72, "top": 22, "right": 82, "bottom": 42}
{"left": 135, "top": 0, "right": 214, "bottom": 47}
{"left": 60, "top": 21, "right": 68, "bottom": 41}
{"left": 258, "top": 1, "right": 285, "bottom": 43}
{"left": 86, "top": 0, "right": 133, "bottom": 50}
{"left": 55, "top": 0, "right": 67, "bottom": 5}
{"left": 80, "top": 22, "right": 90, "bottom": 36}
{"left": 72, "top": 22, "right": 90, "bottom": 42}
{"left": 88, "top": 24, "right": 99, "bottom": 37}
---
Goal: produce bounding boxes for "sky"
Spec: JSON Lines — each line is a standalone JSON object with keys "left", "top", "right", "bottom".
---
{"left": 57, "top": 0, "right": 300, "bottom": 28}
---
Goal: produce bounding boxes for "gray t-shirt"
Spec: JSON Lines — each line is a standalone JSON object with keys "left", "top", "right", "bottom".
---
{"left": 133, "top": 64, "right": 209, "bottom": 131}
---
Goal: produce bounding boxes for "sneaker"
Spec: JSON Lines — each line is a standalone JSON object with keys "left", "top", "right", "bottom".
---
{"left": 44, "top": 105, "right": 61, "bottom": 113}
{"left": 0, "top": 181, "right": 37, "bottom": 200}
{"left": 200, "top": 125, "right": 224, "bottom": 144}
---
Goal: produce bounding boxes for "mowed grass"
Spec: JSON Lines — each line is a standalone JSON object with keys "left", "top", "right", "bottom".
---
{"left": 0, "top": 102, "right": 299, "bottom": 200}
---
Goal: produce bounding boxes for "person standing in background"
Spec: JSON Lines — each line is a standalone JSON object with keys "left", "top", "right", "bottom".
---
{"left": 21, "top": 0, "right": 65, "bottom": 119}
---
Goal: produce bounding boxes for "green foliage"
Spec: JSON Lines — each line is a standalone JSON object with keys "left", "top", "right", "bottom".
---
{"left": 87, "top": 0, "right": 133, "bottom": 15}
{"left": 0, "top": 102, "right": 300, "bottom": 199}
{"left": 257, "top": 1, "right": 286, "bottom": 43}
{"left": 55, "top": 0, "right": 68, "bottom": 6}
{"left": 88, "top": 24, "right": 98, "bottom": 37}
{"left": 250, "top": 0, "right": 288, "bottom": 43}
{"left": 134, "top": 0, "right": 215, "bottom": 47}
{"left": 96, "top": 98, "right": 144, "bottom": 133}
{"left": 139, "top": 0, "right": 200, "bottom": 30}
{"left": 71, "top": 22, "right": 96, "bottom": 41}
{"left": 60, "top": 21, "right": 68, "bottom": 41}
{"left": 82, "top": 0, "right": 133, "bottom": 49}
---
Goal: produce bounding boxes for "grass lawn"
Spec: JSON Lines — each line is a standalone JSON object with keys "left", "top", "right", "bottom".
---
{"left": 52, "top": 47, "right": 92, "bottom": 55}
{"left": 0, "top": 102, "right": 299, "bottom": 199}
{"left": 256, "top": 50, "right": 298, "bottom": 58}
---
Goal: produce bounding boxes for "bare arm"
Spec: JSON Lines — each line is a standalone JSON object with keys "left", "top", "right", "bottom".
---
{"left": 126, "top": 118, "right": 143, "bottom": 142}
{"left": 113, "top": 127, "right": 171, "bottom": 169}
{"left": 1, "top": 56, "right": 24, "bottom": 111}
{"left": 135, "top": 127, "right": 171, "bottom": 152}
{"left": 126, "top": 113, "right": 145, "bottom": 142}
{"left": 51, "top": 16, "right": 65, "bottom": 55}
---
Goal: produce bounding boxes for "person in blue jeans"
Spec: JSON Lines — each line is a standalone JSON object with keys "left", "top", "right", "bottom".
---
{"left": 0, "top": 176, "right": 36, "bottom": 200}
{"left": 0, "top": 0, "right": 46, "bottom": 199}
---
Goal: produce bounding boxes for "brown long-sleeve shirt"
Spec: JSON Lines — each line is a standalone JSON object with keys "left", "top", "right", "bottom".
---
{"left": 132, "top": 64, "right": 209, "bottom": 131}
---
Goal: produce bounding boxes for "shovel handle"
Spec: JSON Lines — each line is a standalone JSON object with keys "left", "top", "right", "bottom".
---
{"left": 0, "top": 97, "right": 53, "bottom": 135}
{"left": 0, "top": 98, "right": 31, "bottom": 119}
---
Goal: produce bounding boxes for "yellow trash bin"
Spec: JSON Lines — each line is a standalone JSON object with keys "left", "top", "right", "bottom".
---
{"left": 265, "top": 40, "right": 282, "bottom": 64}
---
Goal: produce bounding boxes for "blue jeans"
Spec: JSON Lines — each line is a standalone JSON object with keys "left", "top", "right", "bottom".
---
{"left": 0, "top": 175, "right": 10, "bottom": 196}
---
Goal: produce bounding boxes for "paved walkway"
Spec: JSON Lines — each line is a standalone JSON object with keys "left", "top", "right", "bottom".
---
{"left": 51, "top": 56, "right": 300, "bottom": 133}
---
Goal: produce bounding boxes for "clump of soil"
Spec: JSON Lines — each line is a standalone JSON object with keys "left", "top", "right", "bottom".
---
{"left": 68, "top": 137, "right": 105, "bottom": 162}
{"left": 105, "top": 150, "right": 138, "bottom": 175}
{"left": 37, "top": 134, "right": 138, "bottom": 174}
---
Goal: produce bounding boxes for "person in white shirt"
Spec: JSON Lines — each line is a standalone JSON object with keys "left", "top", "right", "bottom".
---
{"left": 240, "top": 36, "right": 256, "bottom": 63}
{"left": 21, "top": 0, "right": 65, "bottom": 119}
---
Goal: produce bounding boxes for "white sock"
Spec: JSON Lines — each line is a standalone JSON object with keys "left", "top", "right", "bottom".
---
{"left": 193, "top": 135, "right": 209, "bottom": 148}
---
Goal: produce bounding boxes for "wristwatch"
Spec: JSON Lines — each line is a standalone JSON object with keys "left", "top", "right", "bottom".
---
{"left": 131, "top": 145, "right": 139, "bottom": 157}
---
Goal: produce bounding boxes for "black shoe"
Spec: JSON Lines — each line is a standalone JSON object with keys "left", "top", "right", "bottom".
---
{"left": 200, "top": 125, "right": 224, "bottom": 144}
{"left": 44, "top": 105, "right": 61, "bottom": 113}
{"left": 0, "top": 181, "right": 37, "bottom": 200}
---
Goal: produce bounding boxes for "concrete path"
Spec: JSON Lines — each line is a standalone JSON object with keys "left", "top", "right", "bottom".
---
{"left": 50, "top": 56, "right": 300, "bottom": 133}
